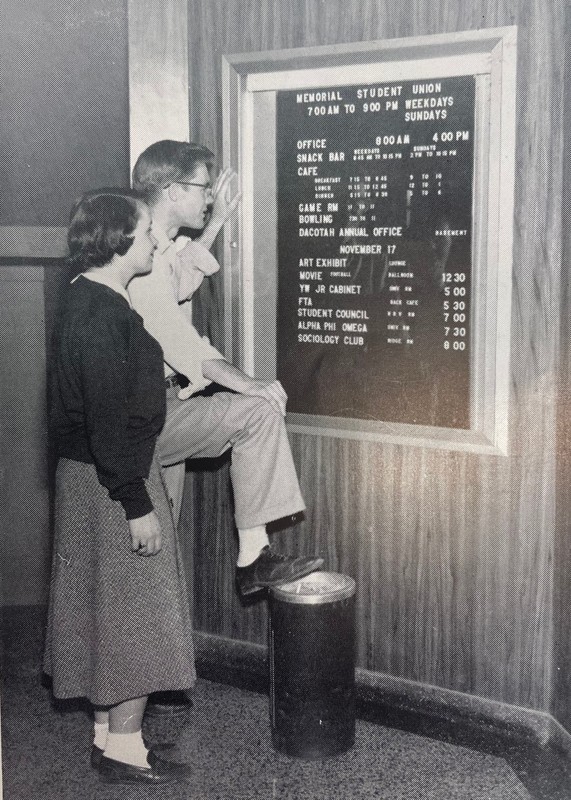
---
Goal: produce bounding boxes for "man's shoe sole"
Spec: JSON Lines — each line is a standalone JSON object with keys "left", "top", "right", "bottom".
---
{"left": 238, "top": 558, "right": 324, "bottom": 596}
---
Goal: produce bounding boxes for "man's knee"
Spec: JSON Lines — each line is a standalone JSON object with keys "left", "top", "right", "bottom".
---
{"left": 241, "top": 394, "right": 282, "bottom": 425}
{"left": 227, "top": 395, "right": 284, "bottom": 448}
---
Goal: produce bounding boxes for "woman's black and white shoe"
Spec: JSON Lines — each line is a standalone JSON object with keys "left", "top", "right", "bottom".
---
{"left": 91, "top": 741, "right": 176, "bottom": 769}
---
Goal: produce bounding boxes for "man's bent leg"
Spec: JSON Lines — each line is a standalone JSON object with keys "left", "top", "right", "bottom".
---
{"left": 158, "top": 391, "right": 322, "bottom": 594}
{"left": 158, "top": 392, "right": 234, "bottom": 465}
{"left": 158, "top": 392, "right": 305, "bottom": 527}
{"left": 226, "top": 396, "right": 305, "bottom": 530}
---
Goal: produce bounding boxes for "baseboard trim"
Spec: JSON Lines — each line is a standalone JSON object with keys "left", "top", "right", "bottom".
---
{"left": 193, "top": 630, "right": 571, "bottom": 753}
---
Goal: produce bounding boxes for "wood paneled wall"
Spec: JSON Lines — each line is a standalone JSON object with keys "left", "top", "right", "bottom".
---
{"left": 554, "top": 5, "right": 571, "bottom": 732}
{"left": 184, "top": 0, "right": 568, "bottom": 720}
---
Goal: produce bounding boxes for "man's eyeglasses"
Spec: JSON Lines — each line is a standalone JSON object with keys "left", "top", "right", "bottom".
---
{"left": 164, "top": 180, "right": 213, "bottom": 196}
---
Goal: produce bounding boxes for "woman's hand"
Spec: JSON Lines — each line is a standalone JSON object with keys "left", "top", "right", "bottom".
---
{"left": 129, "top": 511, "right": 162, "bottom": 556}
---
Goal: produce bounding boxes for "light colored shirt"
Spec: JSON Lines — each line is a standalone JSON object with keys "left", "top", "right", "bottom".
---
{"left": 128, "top": 231, "right": 224, "bottom": 395}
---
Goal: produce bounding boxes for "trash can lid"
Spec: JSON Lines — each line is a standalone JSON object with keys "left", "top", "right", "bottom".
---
{"left": 270, "top": 572, "right": 355, "bottom": 604}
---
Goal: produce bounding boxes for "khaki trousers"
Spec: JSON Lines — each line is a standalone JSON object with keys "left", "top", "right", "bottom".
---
{"left": 158, "top": 388, "right": 305, "bottom": 528}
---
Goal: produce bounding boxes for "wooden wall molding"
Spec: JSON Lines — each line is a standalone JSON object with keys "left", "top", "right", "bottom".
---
{"left": 223, "top": 28, "right": 517, "bottom": 455}
{"left": 0, "top": 226, "right": 67, "bottom": 259}
{"left": 194, "top": 630, "right": 571, "bottom": 752}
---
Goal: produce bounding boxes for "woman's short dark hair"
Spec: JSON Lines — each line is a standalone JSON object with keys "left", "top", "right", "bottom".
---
{"left": 132, "top": 140, "right": 214, "bottom": 205}
{"left": 67, "top": 188, "right": 146, "bottom": 273}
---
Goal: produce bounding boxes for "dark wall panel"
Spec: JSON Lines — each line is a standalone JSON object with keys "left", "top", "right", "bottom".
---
{"left": 0, "top": 0, "right": 129, "bottom": 226}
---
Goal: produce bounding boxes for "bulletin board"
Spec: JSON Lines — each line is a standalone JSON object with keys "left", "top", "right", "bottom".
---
{"left": 222, "top": 28, "right": 517, "bottom": 454}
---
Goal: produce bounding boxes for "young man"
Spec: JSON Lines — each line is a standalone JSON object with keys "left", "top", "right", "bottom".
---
{"left": 128, "top": 140, "right": 323, "bottom": 598}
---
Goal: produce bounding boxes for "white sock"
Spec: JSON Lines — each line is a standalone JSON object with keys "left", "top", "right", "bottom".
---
{"left": 237, "top": 526, "right": 270, "bottom": 567}
{"left": 93, "top": 721, "right": 108, "bottom": 750}
{"left": 104, "top": 730, "right": 149, "bottom": 768}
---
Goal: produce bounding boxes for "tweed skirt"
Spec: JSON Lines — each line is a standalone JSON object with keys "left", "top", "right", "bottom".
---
{"left": 43, "top": 455, "right": 196, "bottom": 706}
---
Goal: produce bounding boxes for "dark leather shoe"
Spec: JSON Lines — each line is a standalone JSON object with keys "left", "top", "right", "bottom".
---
{"left": 145, "top": 690, "right": 193, "bottom": 717}
{"left": 236, "top": 546, "right": 324, "bottom": 595}
{"left": 91, "top": 741, "right": 176, "bottom": 769}
{"left": 98, "top": 749, "right": 190, "bottom": 784}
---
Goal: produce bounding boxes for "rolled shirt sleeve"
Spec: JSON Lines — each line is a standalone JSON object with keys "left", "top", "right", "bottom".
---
{"left": 128, "top": 237, "right": 223, "bottom": 394}
{"left": 174, "top": 237, "right": 221, "bottom": 301}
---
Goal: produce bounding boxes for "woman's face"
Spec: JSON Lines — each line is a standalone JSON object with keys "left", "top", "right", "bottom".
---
{"left": 128, "top": 206, "right": 157, "bottom": 275}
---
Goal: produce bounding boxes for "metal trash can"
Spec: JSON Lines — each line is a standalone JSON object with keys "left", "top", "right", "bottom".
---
{"left": 269, "top": 572, "right": 356, "bottom": 759}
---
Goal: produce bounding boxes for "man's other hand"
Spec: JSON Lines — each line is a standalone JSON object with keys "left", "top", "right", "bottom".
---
{"left": 242, "top": 379, "right": 288, "bottom": 416}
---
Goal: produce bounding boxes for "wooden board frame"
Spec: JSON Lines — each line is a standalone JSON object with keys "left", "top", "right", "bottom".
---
{"left": 222, "top": 27, "right": 517, "bottom": 455}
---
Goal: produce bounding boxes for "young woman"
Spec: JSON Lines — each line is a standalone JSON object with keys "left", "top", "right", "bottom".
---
{"left": 43, "top": 190, "right": 194, "bottom": 785}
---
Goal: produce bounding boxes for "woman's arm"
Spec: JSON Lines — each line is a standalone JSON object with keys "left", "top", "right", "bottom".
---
{"left": 79, "top": 311, "right": 155, "bottom": 521}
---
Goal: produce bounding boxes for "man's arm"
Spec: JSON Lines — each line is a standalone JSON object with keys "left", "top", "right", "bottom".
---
{"left": 128, "top": 262, "right": 223, "bottom": 392}
{"left": 129, "top": 166, "right": 241, "bottom": 394}
{"left": 202, "top": 358, "right": 288, "bottom": 417}
{"left": 194, "top": 170, "right": 289, "bottom": 412}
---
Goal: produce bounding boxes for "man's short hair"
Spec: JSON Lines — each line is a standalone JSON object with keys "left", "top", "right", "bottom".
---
{"left": 67, "top": 188, "right": 145, "bottom": 273}
{"left": 132, "top": 140, "right": 215, "bottom": 205}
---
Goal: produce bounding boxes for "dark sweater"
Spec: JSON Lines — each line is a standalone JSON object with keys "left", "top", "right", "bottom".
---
{"left": 51, "top": 276, "right": 166, "bottom": 519}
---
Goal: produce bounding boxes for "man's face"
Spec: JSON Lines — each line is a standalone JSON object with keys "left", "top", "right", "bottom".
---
{"left": 176, "top": 162, "right": 213, "bottom": 229}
